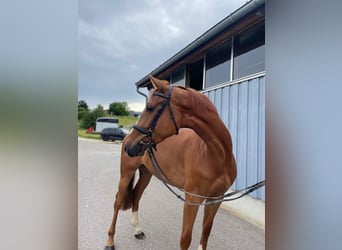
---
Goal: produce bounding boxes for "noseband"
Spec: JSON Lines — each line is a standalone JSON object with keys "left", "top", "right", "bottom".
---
{"left": 133, "top": 85, "right": 179, "bottom": 148}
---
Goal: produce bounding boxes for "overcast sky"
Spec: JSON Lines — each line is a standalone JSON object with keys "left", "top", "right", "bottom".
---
{"left": 78, "top": 0, "right": 246, "bottom": 111}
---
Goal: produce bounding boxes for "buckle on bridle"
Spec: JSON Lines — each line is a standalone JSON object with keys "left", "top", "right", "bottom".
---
{"left": 140, "top": 134, "right": 152, "bottom": 145}
{"left": 139, "top": 135, "right": 157, "bottom": 150}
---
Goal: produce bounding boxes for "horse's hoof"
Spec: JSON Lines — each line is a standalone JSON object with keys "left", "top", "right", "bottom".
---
{"left": 134, "top": 231, "right": 146, "bottom": 240}
{"left": 104, "top": 245, "right": 115, "bottom": 250}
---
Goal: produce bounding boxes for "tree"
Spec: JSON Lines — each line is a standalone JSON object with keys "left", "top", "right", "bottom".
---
{"left": 80, "top": 104, "right": 106, "bottom": 129}
{"left": 78, "top": 107, "right": 88, "bottom": 120}
{"left": 108, "top": 101, "right": 129, "bottom": 116}
{"left": 78, "top": 100, "right": 89, "bottom": 111}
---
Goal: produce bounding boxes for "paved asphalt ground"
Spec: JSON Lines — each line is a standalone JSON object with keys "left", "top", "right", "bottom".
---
{"left": 78, "top": 138, "right": 264, "bottom": 250}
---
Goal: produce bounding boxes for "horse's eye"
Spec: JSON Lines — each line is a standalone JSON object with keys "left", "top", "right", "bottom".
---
{"left": 146, "top": 104, "right": 154, "bottom": 112}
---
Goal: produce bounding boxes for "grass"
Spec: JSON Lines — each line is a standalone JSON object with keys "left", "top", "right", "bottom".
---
{"left": 117, "top": 115, "right": 139, "bottom": 129}
{"left": 78, "top": 115, "right": 139, "bottom": 140}
{"left": 78, "top": 129, "right": 101, "bottom": 140}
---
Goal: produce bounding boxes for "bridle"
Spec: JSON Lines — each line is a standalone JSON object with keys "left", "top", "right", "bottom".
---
{"left": 133, "top": 85, "right": 179, "bottom": 149}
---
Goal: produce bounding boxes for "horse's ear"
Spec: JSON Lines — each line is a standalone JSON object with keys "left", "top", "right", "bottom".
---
{"left": 149, "top": 75, "right": 169, "bottom": 90}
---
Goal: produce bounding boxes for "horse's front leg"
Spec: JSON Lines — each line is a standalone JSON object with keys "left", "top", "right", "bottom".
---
{"left": 199, "top": 200, "right": 221, "bottom": 250}
{"left": 131, "top": 165, "right": 152, "bottom": 239}
{"left": 180, "top": 194, "right": 204, "bottom": 250}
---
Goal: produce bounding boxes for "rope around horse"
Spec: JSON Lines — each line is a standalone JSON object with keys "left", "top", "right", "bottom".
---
{"left": 147, "top": 148, "right": 265, "bottom": 206}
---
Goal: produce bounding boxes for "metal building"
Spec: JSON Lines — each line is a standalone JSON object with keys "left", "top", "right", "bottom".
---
{"left": 135, "top": 0, "right": 265, "bottom": 201}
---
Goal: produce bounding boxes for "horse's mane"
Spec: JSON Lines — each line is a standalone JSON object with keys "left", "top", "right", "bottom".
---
{"left": 185, "top": 87, "right": 219, "bottom": 115}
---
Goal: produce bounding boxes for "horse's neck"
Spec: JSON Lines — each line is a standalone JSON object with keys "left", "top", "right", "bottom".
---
{"left": 185, "top": 109, "right": 232, "bottom": 159}
{"left": 174, "top": 88, "right": 233, "bottom": 158}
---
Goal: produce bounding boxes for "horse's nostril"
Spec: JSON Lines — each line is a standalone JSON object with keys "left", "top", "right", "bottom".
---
{"left": 125, "top": 142, "right": 136, "bottom": 157}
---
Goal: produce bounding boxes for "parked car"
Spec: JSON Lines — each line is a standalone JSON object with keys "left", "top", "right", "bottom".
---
{"left": 100, "top": 127, "right": 129, "bottom": 141}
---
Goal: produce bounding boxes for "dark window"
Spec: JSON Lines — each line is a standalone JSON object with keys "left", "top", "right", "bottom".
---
{"left": 188, "top": 59, "right": 204, "bottom": 91}
{"left": 162, "top": 75, "right": 170, "bottom": 82}
{"left": 109, "top": 119, "right": 119, "bottom": 123}
{"left": 171, "top": 66, "right": 185, "bottom": 86}
{"left": 233, "top": 21, "right": 265, "bottom": 79}
{"left": 97, "top": 118, "right": 118, "bottom": 123}
{"left": 205, "top": 40, "right": 231, "bottom": 88}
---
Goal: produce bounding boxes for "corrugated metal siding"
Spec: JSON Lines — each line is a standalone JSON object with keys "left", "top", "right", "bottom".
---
{"left": 203, "top": 76, "right": 265, "bottom": 200}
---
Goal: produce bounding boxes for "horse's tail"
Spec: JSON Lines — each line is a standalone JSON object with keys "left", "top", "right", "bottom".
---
{"left": 120, "top": 175, "right": 135, "bottom": 210}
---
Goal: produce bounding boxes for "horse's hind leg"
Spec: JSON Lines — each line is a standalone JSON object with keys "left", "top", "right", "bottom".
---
{"left": 198, "top": 201, "right": 221, "bottom": 250}
{"left": 131, "top": 165, "right": 152, "bottom": 239}
{"left": 104, "top": 173, "right": 135, "bottom": 250}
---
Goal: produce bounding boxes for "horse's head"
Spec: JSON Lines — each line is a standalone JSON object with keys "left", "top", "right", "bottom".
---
{"left": 125, "top": 76, "right": 183, "bottom": 157}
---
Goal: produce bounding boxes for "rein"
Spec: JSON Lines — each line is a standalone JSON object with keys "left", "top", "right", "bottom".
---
{"left": 147, "top": 146, "right": 265, "bottom": 206}
{"left": 133, "top": 85, "right": 179, "bottom": 149}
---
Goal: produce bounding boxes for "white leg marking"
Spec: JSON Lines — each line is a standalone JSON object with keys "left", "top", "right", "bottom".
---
{"left": 197, "top": 244, "right": 203, "bottom": 250}
{"left": 131, "top": 211, "right": 142, "bottom": 234}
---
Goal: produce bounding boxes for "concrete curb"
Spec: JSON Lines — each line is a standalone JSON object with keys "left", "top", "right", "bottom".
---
{"left": 220, "top": 191, "right": 265, "bottom": 230}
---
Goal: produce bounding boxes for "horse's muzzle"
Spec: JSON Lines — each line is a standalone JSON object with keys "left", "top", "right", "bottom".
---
{"left": 124, "top": 142, "right": 145, "bottom": 157}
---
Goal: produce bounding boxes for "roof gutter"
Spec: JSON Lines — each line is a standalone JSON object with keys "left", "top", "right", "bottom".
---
{"left": 135, "top": 0, "right": 265, "bottom": 88}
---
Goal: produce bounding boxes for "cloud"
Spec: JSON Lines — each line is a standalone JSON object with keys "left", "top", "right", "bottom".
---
{"left": 78, "top": 0, "right": 246, "bottom": 110}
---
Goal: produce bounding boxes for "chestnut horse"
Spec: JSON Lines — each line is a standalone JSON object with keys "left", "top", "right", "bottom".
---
{"left": 105, "top": 76, "right": 237, "bottom": 250}
{"left": 105, "top": 129, "right": 210, "bottom": 249}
